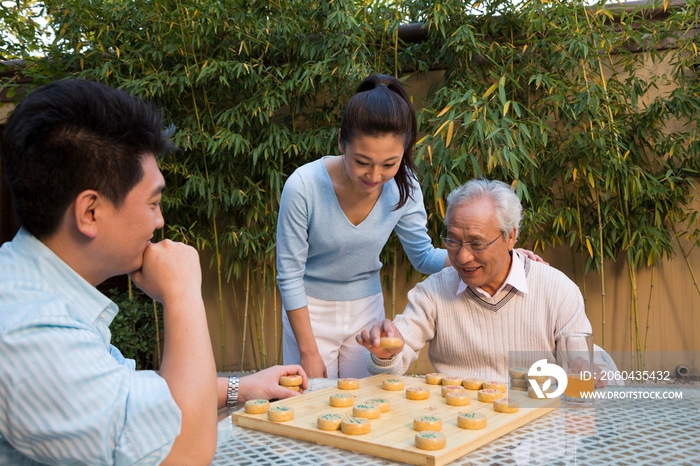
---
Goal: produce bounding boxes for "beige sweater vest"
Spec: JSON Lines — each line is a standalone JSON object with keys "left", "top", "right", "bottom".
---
{"left": 368, "top": 256, "right": 593, "bottom": 381}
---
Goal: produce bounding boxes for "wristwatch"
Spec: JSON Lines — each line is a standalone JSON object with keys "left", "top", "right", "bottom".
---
{"left": 227, "top": 376, "right": 239, "bottom": 408}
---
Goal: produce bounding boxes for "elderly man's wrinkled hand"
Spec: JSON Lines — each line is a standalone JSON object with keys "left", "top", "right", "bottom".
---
{"left": 356, "top": 319, "right": 404, "bottom": 360}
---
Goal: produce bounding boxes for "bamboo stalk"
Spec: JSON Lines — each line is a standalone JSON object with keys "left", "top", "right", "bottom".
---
{"left": 672, "top": 224, "right": 700, "bottom": 296}
{"left": 232, "top": 280, "right": 240, "bottom": 339}
{"left": 249, "top": 280, "right": 258, "bottom": 368}
{"left": 273, "top": 262, "right": 281, "bottom": 365}
{"left": 574, "top": 2, "right": 612, "bottom": 349}
{"left": 574, "top": 185, "right": 588, "bottom": 304}
{"left": 174, "top": 0, "right": 227, "bottom": 370}
{"left": 247, "top": 270, "right": 263, "bottom": 370}
{"left": 248, "top": 283, "right": 261, "bottom": 370}
{"left": 259, "top": 267, "right": 268, "bottom": 369}
{"left": 592, "top": 188, "right": 606, "bottom": 349}
{"left": 393, "top": 4, "right": 399, "bottom": 79}
{"left": 627, "top": 253, "right": 643, "bottom": 371}
{"left": 214, "top": 224, "right": 226, "bottom": 371}
{"left": 617, "top": 173, "right": 643, "bottom": 369}
{"left": 240, "top": 265, "right": 251, "bottom": 370}
{"left": 232, "top": 279, "right": 243, "bottom": 348}
{"left": 643, "top": 265, "right": 655, "bottom": 360}
{"left": 247, "top": 308, "right": 260, "bottom": 371}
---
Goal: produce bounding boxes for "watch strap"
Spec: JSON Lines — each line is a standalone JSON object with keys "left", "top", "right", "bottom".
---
{"left": 227, "top": 376, "right": 239, "bottom": 407}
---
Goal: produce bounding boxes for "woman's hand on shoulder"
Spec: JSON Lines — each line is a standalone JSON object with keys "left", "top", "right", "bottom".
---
{"left": 515, "top": 248, "right": 549, "bottom": 265}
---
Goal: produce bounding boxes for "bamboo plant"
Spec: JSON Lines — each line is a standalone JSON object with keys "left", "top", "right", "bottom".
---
{"left": 2, "top": 0, "right": 698, "bottom": 372}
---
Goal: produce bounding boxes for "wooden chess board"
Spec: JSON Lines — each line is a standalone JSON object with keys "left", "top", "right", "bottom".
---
{"left": 230, "top": 374, "right": 558, "bottom": 466}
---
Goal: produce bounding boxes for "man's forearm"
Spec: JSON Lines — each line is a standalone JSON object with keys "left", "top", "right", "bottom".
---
{"left": 159, "top": 295, "right": 218, "bottom": 464}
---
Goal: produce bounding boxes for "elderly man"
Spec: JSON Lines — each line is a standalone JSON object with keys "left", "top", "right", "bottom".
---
{"left": 357, "top": 178, "right": 606, "bottom": 383}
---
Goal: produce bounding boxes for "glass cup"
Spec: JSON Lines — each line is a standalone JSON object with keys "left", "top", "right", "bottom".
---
{"left": 558, "top": 332, "right": 595, "bottom": 407}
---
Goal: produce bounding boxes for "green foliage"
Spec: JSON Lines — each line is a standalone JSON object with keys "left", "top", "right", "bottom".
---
{"left": 417, "top": 0, "right": 700, "bottom": 275}
{"left": 108, "top": 288, "right": 163, "bottom": 371}
{"left": 29, "top": 0, "right": 435, "bottom": 278}
{"left": 0, "top": 0, "right": 51, "bottom": 60}
{"left": 412, "top": 0, "right": 699, "bottom": 358}
{"left": 2, "top": 0, "right": 698, "bottom": 363}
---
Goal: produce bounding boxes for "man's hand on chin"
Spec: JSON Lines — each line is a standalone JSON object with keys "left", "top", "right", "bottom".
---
{"left": 129, "top": 240, "right": 202, "bottom": 306}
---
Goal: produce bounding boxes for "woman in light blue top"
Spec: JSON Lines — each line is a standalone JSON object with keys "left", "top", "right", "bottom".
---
{"left": 277, "top": 74, "right": 542, "bottom": 379}
{"left": 276, "top": 74, "right": 450, "bottom": 379}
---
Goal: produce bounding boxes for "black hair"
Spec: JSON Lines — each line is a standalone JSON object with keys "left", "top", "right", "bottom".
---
{"left": 339, "top": 74, "right": 418, "bottom": 210}
{"left": 2, "top": 78, "right": 175, "bottom": 239}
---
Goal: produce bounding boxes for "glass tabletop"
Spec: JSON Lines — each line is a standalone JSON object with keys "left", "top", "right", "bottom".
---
{"left": 214, "top": 385, "right": 700, "bottom": 466}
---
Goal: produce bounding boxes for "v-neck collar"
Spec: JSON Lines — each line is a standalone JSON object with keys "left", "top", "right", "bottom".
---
{"left": 320, "top": 156, "right": 385, "bottom": 228}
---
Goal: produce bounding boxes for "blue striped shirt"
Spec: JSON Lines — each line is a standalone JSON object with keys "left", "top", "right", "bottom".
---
{"left": 0, "top": 229, "right": 182, "bottom": 465}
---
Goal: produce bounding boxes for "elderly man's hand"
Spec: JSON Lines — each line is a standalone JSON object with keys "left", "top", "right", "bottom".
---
{"left": 356, "top": 319, "right": 405, "bottom": 360}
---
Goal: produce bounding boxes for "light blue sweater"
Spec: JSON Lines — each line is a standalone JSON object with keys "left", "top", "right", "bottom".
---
{"left": 276, "top": 157, "right": 447, "bottom": 311}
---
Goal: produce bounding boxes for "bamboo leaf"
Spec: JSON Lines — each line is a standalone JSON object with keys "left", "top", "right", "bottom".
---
{"left": 445, "top": 121, "right": 454, "bottom": 147}
{"left": 433, "top": 119, "right": 450, "bottom": 137}
{"left": 437, "top": 105, "right": 452, "bottom": 118}
{"left": 482, "top": 82, "right": 499, "bottom": 99}
{"left": 498, "top": 77, "right": 507, "bottom": 106}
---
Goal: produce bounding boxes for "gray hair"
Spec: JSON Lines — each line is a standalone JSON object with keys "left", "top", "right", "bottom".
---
{"left": 444, "top": 179, "right": 523, "bottom": 239}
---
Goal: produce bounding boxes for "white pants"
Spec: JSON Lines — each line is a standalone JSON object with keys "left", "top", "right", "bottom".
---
{"left": 282, "top": 293, "right": 384, "bottom": 379}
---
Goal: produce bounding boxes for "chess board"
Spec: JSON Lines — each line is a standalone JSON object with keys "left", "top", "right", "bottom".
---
{"left": 230, "top": 374, "right": 559, "bottom": 466}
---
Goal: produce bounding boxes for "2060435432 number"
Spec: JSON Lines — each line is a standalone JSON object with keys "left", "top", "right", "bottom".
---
{"left": 579, "top": 370, "right": 671, "bottom": 382}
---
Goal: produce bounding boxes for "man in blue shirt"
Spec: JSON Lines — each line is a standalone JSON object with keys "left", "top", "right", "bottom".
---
{"left": 0, "top": 79, "right": 306, "bottom": 465}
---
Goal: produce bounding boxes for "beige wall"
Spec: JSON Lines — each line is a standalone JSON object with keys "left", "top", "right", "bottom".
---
{"left": 0, "top": 103, "right": 12, "bottom": 123}
{"left": 537, "top": 231, "right": 700, "bottom": 375}
{"left": 201, "top": 225, "right": 700, "bottom": 375}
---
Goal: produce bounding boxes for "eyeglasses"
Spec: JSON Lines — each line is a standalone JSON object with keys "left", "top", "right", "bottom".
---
{"left": 440, "top": 233, "right": 504, "bottom": 253}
